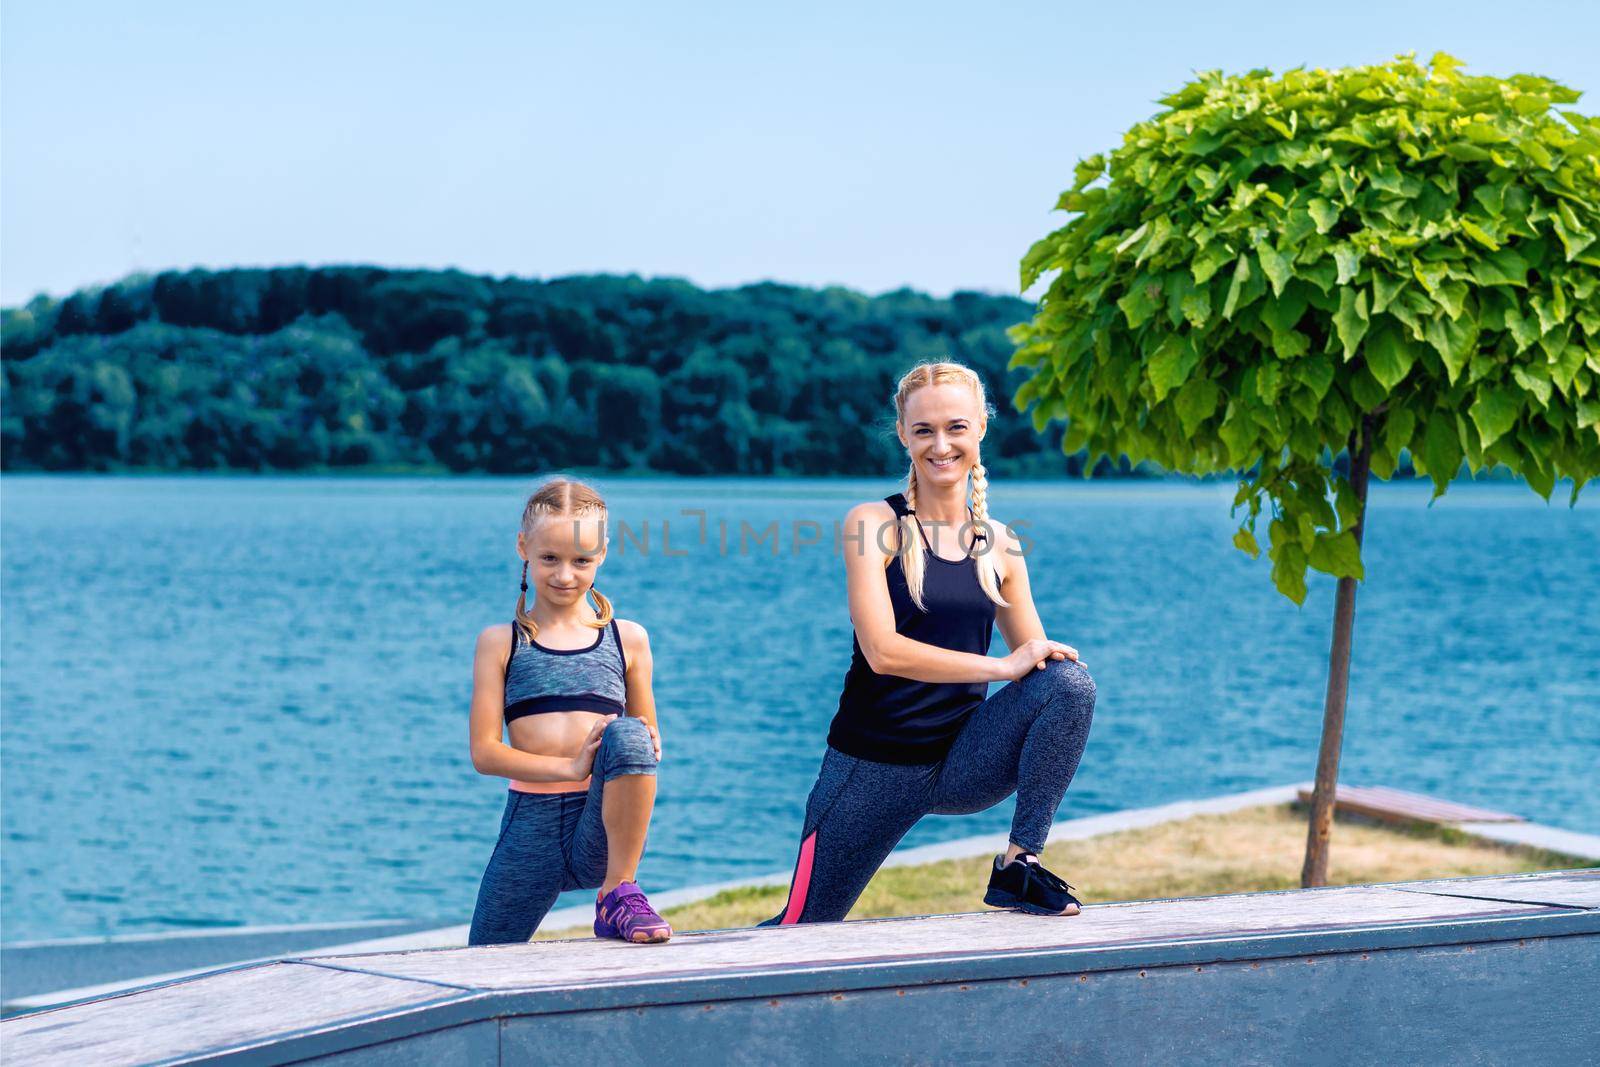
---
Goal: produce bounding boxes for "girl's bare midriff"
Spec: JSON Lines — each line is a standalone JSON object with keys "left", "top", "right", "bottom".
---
{"left": 506, "top": 708, "right": 611, "bottom": 793}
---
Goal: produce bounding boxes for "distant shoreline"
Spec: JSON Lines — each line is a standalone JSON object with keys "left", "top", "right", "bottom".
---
{"left": 0, "top": 466, "right": 1539, "bottom": 486}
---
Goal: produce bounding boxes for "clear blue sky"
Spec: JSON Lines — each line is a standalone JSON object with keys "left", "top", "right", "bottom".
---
{"left": 3, "top": 1, "right": 1596, "bottom": 306}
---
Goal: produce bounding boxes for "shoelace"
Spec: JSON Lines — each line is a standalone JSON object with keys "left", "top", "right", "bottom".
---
{"left": 612, "top": 892, "right": 661, "bottom": 922}
{"left": 1015, "top": 854, "right": 1076, "bottom": 893}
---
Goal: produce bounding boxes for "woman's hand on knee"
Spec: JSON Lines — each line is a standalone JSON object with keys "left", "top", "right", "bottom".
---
{"left": 1003, "top": 638, "right": 1085, "bottom": 681}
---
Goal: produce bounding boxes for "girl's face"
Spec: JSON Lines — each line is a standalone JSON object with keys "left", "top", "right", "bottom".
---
{"left": 517, "top": 514, "right": 608, "bottom": 608}
{"left": 898, "top": 382, "right": 985, "bottom": 492}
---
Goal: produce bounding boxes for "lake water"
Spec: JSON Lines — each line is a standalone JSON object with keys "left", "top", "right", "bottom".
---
{"left": 2, "top": 475, "right": 1596, "bottom": 941}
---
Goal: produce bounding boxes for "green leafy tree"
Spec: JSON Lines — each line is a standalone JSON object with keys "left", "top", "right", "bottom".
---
{"left": 1010, "top": 54, "right": 1600, "bottom": 885}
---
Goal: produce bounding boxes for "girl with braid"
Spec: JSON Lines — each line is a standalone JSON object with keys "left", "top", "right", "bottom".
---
{"left": 467, "top": 478, "right": 672, "bottom": 945}
{"left": 763, "top": 362, "right": 1097, "bottom": 925}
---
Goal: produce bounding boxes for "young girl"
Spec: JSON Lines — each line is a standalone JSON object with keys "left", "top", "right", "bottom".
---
{"left": 764, "top": 361, "right": 1097, "bottom": 925}
{"left": 467, "top": 478, "right": 672, "bottom": 945}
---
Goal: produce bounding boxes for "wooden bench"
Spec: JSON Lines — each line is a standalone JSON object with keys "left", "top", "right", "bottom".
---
{"left": 1295, "top": 783, "right": 1525, "bottom": 825}
{"left": 4, "top": 870, "right": 1595, "bottom": 1065}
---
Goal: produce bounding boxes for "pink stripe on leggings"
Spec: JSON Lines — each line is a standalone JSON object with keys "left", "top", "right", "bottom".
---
{"left": 779, "top": 832, "right": 818, "bottom": 924}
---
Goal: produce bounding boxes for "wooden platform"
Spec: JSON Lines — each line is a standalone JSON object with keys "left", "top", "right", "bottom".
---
{"left": 4, "top": 869, "right": 1596, "bottom": 1065}
{"left": 1296, "top": 783, "right": 1525, "bottom": 825}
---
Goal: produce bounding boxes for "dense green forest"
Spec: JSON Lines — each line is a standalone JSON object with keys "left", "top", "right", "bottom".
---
{"left": 1, "top": 267, "right": 1147, "bottom": 477}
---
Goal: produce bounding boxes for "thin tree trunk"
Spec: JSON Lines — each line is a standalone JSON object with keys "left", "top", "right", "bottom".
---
{"left": 1301, "top": 413, "right": 1377, "bottom": 888}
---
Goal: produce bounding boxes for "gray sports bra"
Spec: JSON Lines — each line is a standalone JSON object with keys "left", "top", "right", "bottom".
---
{"left": 503, "top": 618, "right": 628, "bottom": 723}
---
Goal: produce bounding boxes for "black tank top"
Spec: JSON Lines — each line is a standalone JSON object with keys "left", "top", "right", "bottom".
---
{"left": 827, "top": 493, "right": 997, "bottom": 764}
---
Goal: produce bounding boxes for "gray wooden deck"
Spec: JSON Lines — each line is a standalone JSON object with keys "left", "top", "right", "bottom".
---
{"left": 4, "top": 869, "right": 1597, "bottom": 1065}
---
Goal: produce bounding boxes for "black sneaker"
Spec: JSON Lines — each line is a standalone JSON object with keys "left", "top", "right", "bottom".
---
{"left": 983, "top": 852, "right": 1083, "bottom": 915}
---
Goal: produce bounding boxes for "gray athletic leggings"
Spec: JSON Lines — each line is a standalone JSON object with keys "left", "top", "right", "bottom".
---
{"left": 468, "top": 716, "right": 658, "bottom": 945}
{"left": 764, "top": 657, "right": 1096, "bottom": 925}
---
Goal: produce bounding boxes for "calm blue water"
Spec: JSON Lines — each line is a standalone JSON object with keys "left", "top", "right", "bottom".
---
{"left": 2, "top": 475, "right": 1596, "bottom": 941}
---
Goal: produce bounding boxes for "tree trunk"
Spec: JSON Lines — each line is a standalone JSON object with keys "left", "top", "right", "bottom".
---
{"left": 1300, "top": 414, "right": 1377, "bottom": 888}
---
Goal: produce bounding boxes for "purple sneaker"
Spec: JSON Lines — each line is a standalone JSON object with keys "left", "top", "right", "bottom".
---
{"left": 594, "top": 882, "right": 673, "bottom": 944}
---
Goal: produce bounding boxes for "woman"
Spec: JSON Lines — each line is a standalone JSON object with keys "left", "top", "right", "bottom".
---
{"left": 765, "top": 361, "right": 1096, "bottom": 925}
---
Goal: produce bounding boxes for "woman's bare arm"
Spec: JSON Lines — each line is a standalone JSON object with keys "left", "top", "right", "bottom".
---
{"left": 993, "top": 522, "right": 1045, "bottom": 650}
{"left": 993, "top": 523, "right": 1084, "bottom": 667}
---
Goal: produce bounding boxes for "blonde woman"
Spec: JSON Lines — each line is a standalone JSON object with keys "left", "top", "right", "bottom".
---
{"left": 764, "top": 362, "right": 1096, "bottom": 924}
{"left": 467, "top": 478, "right": 671, "bottom": 945}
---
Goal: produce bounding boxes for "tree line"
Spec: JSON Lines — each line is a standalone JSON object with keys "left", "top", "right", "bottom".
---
{"left": 1, "top": 267, "right": 1153, "bottom": 476}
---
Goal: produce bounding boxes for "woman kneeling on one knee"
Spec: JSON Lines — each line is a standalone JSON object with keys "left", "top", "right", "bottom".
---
{"left": 764, "top": 361, "right": 1097, "bottom": 926}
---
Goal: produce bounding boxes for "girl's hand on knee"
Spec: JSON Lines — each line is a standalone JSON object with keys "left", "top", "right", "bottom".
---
{"left": 569, "top": 715, "right": 614, "bottom": 780}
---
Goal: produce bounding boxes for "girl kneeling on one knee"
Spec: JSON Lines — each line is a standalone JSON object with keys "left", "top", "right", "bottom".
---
{"left": 467, "top": 478, "right": 671, "bottom": 946}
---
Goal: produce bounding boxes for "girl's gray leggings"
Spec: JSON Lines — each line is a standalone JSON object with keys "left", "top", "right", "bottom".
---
{"left": 763, "top": 657, "right": 1096, "bottom": 926}
{"left": 468, "top": 716, "right": 658, "bottom": 945}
